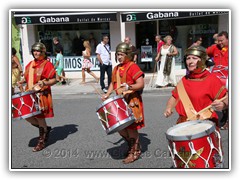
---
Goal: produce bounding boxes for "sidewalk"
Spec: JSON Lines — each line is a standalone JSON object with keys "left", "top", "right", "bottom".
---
{"left": 51, "top": 73, "right": 184, "bottom": 95}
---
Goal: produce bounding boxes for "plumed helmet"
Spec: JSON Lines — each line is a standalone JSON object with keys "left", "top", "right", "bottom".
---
{"left": 115, "top": 42, "right": 133, "bottom": 62}
{"left": 184, "top": 45, "right": 207, "bottom": 73}
{"left": 31, "top": 42, "right": 46, "bottom": 53}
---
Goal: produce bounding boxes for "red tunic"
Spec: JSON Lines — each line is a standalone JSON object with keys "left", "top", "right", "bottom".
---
{"left": 206, "top": 44, "right": 229, "bottom": 66}
{"left": 112, "top": 61, "right": 145, "bottom": 130}
{"left": 157, "top": 41, "right": 165, "bottom": 53}
{"left": 172, "top": 70, "right": 227, "bottom": 124}
{"left": 24, "top": 59, "right": 56, "bottom": 118}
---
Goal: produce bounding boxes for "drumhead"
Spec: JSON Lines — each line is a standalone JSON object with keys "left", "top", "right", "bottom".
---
{"left": 166, "top": 120, "right": 216, "bottom": 141}
{"left": 96, "top": 95, "right": 124, "bottom": 111}
{"left": 12, "top": 91, "right": 35, "bottom": 98}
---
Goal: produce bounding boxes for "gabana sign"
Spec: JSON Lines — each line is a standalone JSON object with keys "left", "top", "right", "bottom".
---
{"left": 14, "top": 12, "right": 117, "bottom": 25}
{"left": 121, "top": 11, "right": 228, "bottom": 22}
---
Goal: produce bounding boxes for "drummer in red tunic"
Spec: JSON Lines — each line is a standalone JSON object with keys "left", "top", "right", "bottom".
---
{"left": 17, "top": 42, "right": 56, "bottom": 152}
{"left": 102, "top": 42, "right": 145, "bottom": 164}
{"left": 164, "top": 45, "right": 228, "bottom": 126}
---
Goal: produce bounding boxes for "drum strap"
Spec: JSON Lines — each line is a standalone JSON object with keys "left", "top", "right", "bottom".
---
{"left": 27, "top": 60, "right": 48, "bottom": 90}
{"left": 116, "top": 62, "right": 134, "bottom": 95}
{"left": 177, "top": 80, "right": 198, "bottom": 120}
{"left": 177, "top": 80, "right": 213, "bottom": 120}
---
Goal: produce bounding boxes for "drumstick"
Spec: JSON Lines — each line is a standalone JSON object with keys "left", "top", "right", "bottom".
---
{"left": 113, "top": 81, "right": 132, "bottom": 92}
{"left": 89, "top": 83, "right": 103, "bottom": 97}
{"left": 31, "top": 79, "right": 47, "bottom": 91}
{"left": 187, "top": 96, "right": 228, "bottom": 120}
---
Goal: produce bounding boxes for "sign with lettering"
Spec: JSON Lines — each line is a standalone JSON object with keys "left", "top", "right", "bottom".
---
{"left": 121, "top": 11, "right": 228, "bottom": 22}
{"left": 14, "top": 12, "right": 117, "bottom": 25}
{"left": 49, "top": 55, "right": 100, "bottom": 72}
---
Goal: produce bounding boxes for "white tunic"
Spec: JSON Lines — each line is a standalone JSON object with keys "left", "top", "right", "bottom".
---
{"left": 155, "top": 45, "right": 177, "bottom": 86}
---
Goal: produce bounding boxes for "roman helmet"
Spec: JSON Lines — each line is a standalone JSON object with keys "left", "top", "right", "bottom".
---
{"left": 115, "top": 42, "right": 133, "bottom": 62}
{"left": 184, "top": 45, "right": 207, "bottom": 73}
{"left": 31, "top": 42, "right": 46, "bottom": 58}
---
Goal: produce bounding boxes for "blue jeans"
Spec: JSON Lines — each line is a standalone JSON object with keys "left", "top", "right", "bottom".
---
{"left": 100, "top": 64, "right": 112, "bottom": 90}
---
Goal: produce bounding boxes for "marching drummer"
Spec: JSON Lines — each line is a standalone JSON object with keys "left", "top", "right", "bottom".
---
{"left": 102, "top": 42, "right": 145, "bottom": 164}
{"left": 17, "top": 42, "right": 57, "bottom": 152}
{"left": 164, "top": 45, "right": 228, "bottom": 126}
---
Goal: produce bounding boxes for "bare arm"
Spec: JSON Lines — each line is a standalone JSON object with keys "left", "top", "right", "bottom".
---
{"left": 164, "top": 96, "right": 177, "bottom": 118}
{"left": 155, "top": 52, "right": 161, "bottom": 61}
{"left": 133, "top": 54, "right": 137, "bottom": 62}
{"left": 128, "top": 76, "right": 144, "bottom": 91}
{"left": 101, "top": 83, "right": 113, "bottom": 101}
{"left": 38, "top": 77, "right": 57, "bottom": 88}
{"left": 168, "top": 46, "right": 178, "bottom": 56}
{"left": 96, "top": 54, "right": 103, "bottom": 65}
{"left": 211, "top": 93, "right": 228, "bottom": 111}
{"left": 54, "top": 61, "right": 59, "bottom": 69}
{"left": 13, "top": 56, "right": 23, "bottom": 72}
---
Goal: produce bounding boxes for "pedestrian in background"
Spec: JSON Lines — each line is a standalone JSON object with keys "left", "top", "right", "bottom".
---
{"left": 124, "top": 36, "right": 138, "bottom": 63}
{"left": 155, "top": 35, "right": 178, "bottom": 87}
{"left": 96, "top": 35, "right": 112, "bottom": 93}
{"left": 81, "top": 40, "right": 99, "bottom": 84}
{"left": 12, "top": 47, "right": 23, "bottom": 94}
{"left": 207, "top": 31, "right": 229, "bottom": 67}
{"left": 54, "top": 48, "right": 68, "bottom": 84}
{"left": 53, "top": 37, "right": 67, "bottom": 85}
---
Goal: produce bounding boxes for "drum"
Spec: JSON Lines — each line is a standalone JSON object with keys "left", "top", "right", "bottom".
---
{"left": 96, "top": 95, "right": 135, "bottom": 135}
{"left": 12, "top": 91, "right": 42, "bottom": 120}
{"left": 210, "top": 65, "right": 228, "bottom": 87}
{"left": 165, "top": 120, "right": 223, "bottom": 168}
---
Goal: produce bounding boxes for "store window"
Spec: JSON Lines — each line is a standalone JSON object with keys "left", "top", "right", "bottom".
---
{"left": 134, "top": 16, "right": 218, "bottom": 71}
{"left": 135, "top": 21, "right": 157, "bottom": 71}
{"left": 158, "top": 16, "right": 218, "bottom": 69}
{"left": 36, "top": 23, "right": 110, "bottom": 56}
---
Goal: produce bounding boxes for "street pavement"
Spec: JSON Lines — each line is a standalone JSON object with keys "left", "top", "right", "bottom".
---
{"left": 11, "top": 75, "right": 229, "bottom": 169}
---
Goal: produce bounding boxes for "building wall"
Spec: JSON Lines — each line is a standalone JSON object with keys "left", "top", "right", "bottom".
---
{"left": 21, "top": 24, "right": 36, "bottom": 70}
{"left": 218, "top": 14, "right": 229, "bottom": 32}
{"left": 19, "top": 13, "right": 229, "bottom": 79}
{"left": 125, "top": 23, "right": 136, "bottom": 46}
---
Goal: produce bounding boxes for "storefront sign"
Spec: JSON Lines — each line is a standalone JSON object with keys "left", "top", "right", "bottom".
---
{"left": 14, "top": 12, "right": 117, "bottom": 25}
{"left": 122, "top": 11, "right": 228, "bottom": 22}
{"left": 49, "top": 56, "right": 100, "bottom": 72}
{"left": 141, "top": 46, "right": 153, "bottom": 62}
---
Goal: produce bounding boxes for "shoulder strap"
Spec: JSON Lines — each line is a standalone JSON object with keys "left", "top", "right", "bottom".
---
{"left": 177, "top": 80, "right": 197, "bottom": 119}
{"left": 27, "top": 60, "right": 48, "bottom": 90}
{"left": 103, "top": 44, "right": 110, "bottom": 54}
{"left": 122, "top": 62, "right": 135, "bottom": 83}
{"left": 116, "top": 62, "right": 135, "bottom": 95}
{"left": 27, "top": 61, "right": 35, "bottom": 90}
{"left": 177, "top": 80, "right": 213, "bottom": 120}
{"left": 36, "top": 60, "right": 48, "bottom": 82}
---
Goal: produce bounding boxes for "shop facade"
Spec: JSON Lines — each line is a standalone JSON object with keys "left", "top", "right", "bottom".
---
{"left": 12, "top": 10, "right": 229, "bottom": 78}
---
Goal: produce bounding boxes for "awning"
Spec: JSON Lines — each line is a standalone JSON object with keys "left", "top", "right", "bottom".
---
{"left": 121, "top": 11, "right": 229, "bottom": 22}
{"left": 13, "top": 11, "right": 117, "bottom": 25}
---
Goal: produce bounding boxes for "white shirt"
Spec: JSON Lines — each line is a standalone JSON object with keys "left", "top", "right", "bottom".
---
{"left": 96, "top": 42, "right": 111, "bottom": 65}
